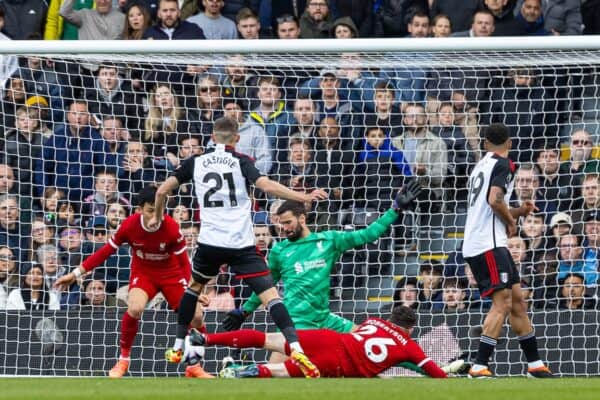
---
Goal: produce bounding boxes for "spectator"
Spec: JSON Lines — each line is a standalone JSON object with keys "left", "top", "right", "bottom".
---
{"left": 431, "top": 13, "right": 452, "bottom": 37}
{"left": 121, "top": 1, "right": 152, "bottom": 39}
{"left": 330, "top": 16, "right": 359, "bottom": 38}
{"left": 221, "top": 99, "right": 272, "bottom": 175}
{"left": 558, "top": 273, "right": 593, "bottom": 309}
{"left": 510, "top": 163, "right": 556, "bottom": 218}
{"left": 56, "top": 198, "right": 79, "bottom": 228}
{"left": 249, "top": 76, "right": 288, "bottom": 154}
{"left": 45, "top": 0, "right": 94, "bottom": 40}
{"left": 271, "top": 0, "right": 307, "bottom": 32}
{"left": 80, "top": 276, "right": 123, "bottom": 307}
{"left": 463, "top": 263, "right": 490, "bottom": 310}
{"left": 220, "top": 0, "right": 259, "bottom": 22}
{"left": 452, "top": 9, "right": 495, "bottom": 37}
{"left": 416, "top": 262, "right": 444, "bottom": 311}
{"left": 359, "top": 81, "right": 402, "bottom": 140}
{"left": 82, "top": 169, "right": 130, "bottom": 222}
{"left": 85, "top": 63, "right": 141, "bottom": 130}
{"left": 356, "top": 126, "right": 411, "bottom": 211}
{"left": 105, "top": 201, "right": 128, "bottom": 234}
{"left": 36, "top": 244, "right": 79, "bottom": 308}
{"left": 439, "top": 277, "right": 467, "bottom": 312}
{"left": 179, "top": 220, "right": 199, "bottom": 259}
{"left": 170, "top": 204, "right": 191, "bottom": 224}
{"left": 219, "top": 55, "right": 259, "bottom": 110}
{"left": 98, "top": 117, "right": 129, "bottom": 171}
{"left": 0, "top": 194, "right": 30, "bottom": 262}
{"left": 430, "top": 0, "right": 479, "bottom": 33}
{"left": 1, "top": 106, "right": 43, "bottom": 197}
{"left": 491, "top": 68, "right": 558, "bottom": 163}
{"left": 28, "top": 219, "right": 56, "bottom": 263}
{"left": 144, "top": 83, "right": 199, "bottom": 168}
{"left": 187, "top": 0, "right": 237, "bottom": 39}
{"left": 406, "top": 11, "right": 430, "bottom": 38}
{"left": 375, "top": 0, "right": 428, "bottom": 37}
{"left": 18, "top": 57, "right": 66, "bottom": 124}
{"left": 58, "top": 225, "right": 86, "bottom": 267}
{"left": 275, "top": 135, "right": 317, "bottom": 193}
{"left": 514, "top": 0, "right": 551, "bottom": 35}
{"left": 254, "top": 223, "right": 273, "bottom": 257}
{"left": 0, "top": 0, "right": 47, "bottom": 39}
{"left": 514, "top": 0, "right": 583, "bottom": 35}
{"left": 520, "top": 212, "right": 548, "bottom": 264}
{"left": 60, "top": 0, "right": 125, "bottom": 40}
{"left": 583, "top": 210, "right": 600, "bottom": 261}
{"left": 482, "top": 0, "right": 520, "bottom": 36}
{"left": 236, "top": 7, "right": 261, "bottom": 39}
{"left": 0, "top": 14, "right": 17, "bottom": 99}
{"left": 0, "top": 245, "right": 19, "bottom": 308}
{"left": 535, "top": 147, "right": 571, "bottom": 212}
{"left": 118, "top": 141, "right": 168, "bottom": 202}
{"left": 300, "top": 0, "right": 333, "bottom": 38}
{"left": 142, "top": 0, "right": 206, "bottom": 39}
{"left": 37, "top": 186, "right": 66, "bottom": 225}
{"left": 1, "top": 77, "right": 26, "bottom": 138}
{"left": 507, "top": 236, "right": 535, "bottom": 286}
{"left": 276, "top": 14, "right": 301, "bottom": 38}
{"left": 176, "top": 135, "right": 203, "bottom": 167}
{"left": 36, "top": 100, "right": 105, "bottom": 202}
{"left": 6, "top": 263, "right": 60, "bottom": 311}
{"left": 559, "top": 129, "right": 600, "bottom": 209}
{"left": 276, "top": 97, "right": 317, "bottom": 165}
{"left": 572, "top": 174, "right": 600, "bottom": 233}
{"left": 190, "top": 74, "right": 223, "bottom": 144}
{"left": 393, "top": 276, "right": 418, "bottom": 310}
{"left": 203, "top": 276, "right": 235, "bottom": 311}
{"left": 393, "top": 102, "right": 447, "bottom": 211}
{"left": 330, "top": 0, "right": 374, "bottom": 37}
{"left": 557, "top": 233, "right": 598, "bottom": 289}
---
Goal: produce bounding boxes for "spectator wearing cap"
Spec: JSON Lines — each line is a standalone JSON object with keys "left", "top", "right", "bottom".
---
{"left": 330, "top": 0, "right": 374, "bottom": 37}
{"left": 60, "top": 0, "right": 125, "bottom": 39}
{"left": 82, "top": 169, "right": 130, "bottom": 223}
{"left": 0, "top": 245, "right": 19, "bottom": 308}
{"left": 548, "top": 211, "right": 572, "bottom": 249}
{"left": 514, "top": 0, "right": 551, "bottom": 35}
{"left": 187, "top": 0, "right": 238, "bottom": 39}
{"left": 582, "top": 210, "right": 600, "bottom": 263}
{"left": 393, "top": 276, "right": 418, "bottom": 310}
{"left": 429, "top": 0, "right": 479, "bottom": 33}
{"left": 0, "top": 193, "right": 29, "bottom": 262}
{"left": 330, "top": 16, "right": 359, "bottom": 38}
{"left": 6, "top": 264, "right": 60, "bottom": 311}
{"left": 557, "top": 233, "right": 598, "bottom": 289}
{"left": 0, "top": 106, "right": 43, "bottom": 197}
{"left": 220, "top": 98, "right": 272, "bottom": 175}
{"left": 300, "top": 0, "right": 334, "bottom": 38}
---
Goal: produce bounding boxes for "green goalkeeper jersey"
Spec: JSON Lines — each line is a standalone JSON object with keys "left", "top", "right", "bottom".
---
{"left": 242, "top": 208, "right": 399, "bottom": 328}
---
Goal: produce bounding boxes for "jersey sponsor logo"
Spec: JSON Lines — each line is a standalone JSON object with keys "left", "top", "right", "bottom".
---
{"left": 132, "top": 242, "right": 143, "bottom": 247}
{"left": 294, "top": 262, "right": 303, "bottom": 274}
{"left": 294, "top": 259, "right": 327, "bottom": 274}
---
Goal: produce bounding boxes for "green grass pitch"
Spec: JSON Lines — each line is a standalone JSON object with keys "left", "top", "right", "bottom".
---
{"left": 1, "top": 378, "right": 599, "bottom": 400}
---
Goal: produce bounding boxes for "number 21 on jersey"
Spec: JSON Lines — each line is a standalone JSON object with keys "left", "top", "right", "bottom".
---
{"left": 351, "top": 325, "right": 397, "bottom": 363}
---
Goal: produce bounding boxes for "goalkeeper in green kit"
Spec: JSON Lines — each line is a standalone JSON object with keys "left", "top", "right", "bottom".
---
{"left": 222, "top": 180, "right": 428, "bottom": 370}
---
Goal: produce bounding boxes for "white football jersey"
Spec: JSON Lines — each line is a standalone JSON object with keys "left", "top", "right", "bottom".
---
{"left": 174, "top": 144, "right": 263, "bottom": 249}
{"left": 462, "top": 152, "right": 516, "bottom": 258}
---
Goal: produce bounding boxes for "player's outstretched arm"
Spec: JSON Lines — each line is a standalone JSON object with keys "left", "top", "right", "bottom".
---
{"left": 151, "top": 176, "right": 180, "bottom": 229}
{"left": 254, "top": 176, "right": 328, "bottom": 203}
{"left": 54, "top": 241, "right": 118, "bottom": 291}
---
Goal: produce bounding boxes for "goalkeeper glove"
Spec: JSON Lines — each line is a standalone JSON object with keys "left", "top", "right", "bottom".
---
{"left": 393, "top": 179, "right": 422, "bottom": 212}
{"left": 222, "top": 309, "right": 248, "bottom": 331}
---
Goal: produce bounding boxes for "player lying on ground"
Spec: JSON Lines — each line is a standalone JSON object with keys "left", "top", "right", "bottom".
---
{"left": 55, "top": 186, "right": 211, "bottom": 379}
{"left": 150, "top": 116, "right": 328, "bottom": 377}
{"left": 188, "top": 305, "right": 447, "bottom": 378}
{"left": 462, "top": 123, "right": 555, "bottom": 379}
{"left": 222, "top": 181, "right": 431, "bottom": 374}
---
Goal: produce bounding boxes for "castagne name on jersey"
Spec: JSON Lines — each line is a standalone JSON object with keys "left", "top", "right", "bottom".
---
{"left": 202, "top": 154, "right": 239, "bottom": 169}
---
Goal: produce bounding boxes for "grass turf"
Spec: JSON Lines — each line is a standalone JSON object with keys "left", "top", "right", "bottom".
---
{"left": 1, "top": 378, "right": 599, "bottom": 400}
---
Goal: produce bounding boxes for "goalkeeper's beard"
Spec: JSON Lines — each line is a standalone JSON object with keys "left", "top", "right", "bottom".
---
{"left": 285, "top": 224, "right": 304, "bottom": 242}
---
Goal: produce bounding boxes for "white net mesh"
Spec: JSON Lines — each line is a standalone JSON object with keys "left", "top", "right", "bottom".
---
{"left": 0, "top": 46, "right": 599, "bottom": 376}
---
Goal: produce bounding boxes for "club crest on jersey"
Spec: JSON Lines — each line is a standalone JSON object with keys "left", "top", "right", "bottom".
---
{"left": 317, "top": 241, "right": 323, "bottom": 251}
{"left": 160, "top": 242, "right": 166, "bottom": 250}
{"left": 500, "top": 272, "right": 508, "bottom": 283}
{"left": 136, "top": 250, "right": 144, "bottom": 259}
{"left": 506, "top": 173, "right": 513, "bottom": 185}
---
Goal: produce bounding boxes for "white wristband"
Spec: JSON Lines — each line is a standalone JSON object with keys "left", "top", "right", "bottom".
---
{"left": 72, "top": 268, "right": 82, "bottom": 278}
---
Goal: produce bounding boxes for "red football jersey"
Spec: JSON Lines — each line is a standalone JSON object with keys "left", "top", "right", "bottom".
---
{"left": 340, "top": 318, "right": 437, "bottom": 378}
{"left": 108, "top": 213, "right": 187, "bottom": 272}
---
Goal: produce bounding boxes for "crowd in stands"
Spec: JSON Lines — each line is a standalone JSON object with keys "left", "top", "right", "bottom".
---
{"left": 0, "top": 0, "right": 598, "bottom": 314}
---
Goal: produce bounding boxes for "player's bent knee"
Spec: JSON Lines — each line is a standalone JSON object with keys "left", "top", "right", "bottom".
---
{"left": 127, "top": 306, "right": 144, "bottom": 319}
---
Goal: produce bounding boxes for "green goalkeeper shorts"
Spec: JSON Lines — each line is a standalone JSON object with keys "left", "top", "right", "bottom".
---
{"left": 294, "top": 312, "right": 355, "bottom": 333}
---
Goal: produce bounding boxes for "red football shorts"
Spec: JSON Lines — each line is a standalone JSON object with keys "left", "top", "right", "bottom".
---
{"left": 129, "top": 267, "right": 190, "bottom": 310}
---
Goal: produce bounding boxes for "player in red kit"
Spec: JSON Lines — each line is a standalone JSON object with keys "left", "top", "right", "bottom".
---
{"left": 187, "top": 305, "right": 447, "bottom": 379}
{"left": 55, "top": 186, "right": 211, "bottom": 379}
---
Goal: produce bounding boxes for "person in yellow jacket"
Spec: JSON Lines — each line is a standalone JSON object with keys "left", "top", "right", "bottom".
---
{"left": 44, "top": 0, "right": 94, "bottom": 40}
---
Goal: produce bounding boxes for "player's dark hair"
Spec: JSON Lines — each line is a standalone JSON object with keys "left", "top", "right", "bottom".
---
{"left": 389, "top": 305, "right": 417, "bottom": 330}
{"left": 484, "top": 123, "right": 510, "bottom": 145}
{"left": 137, "top": 185, "right": 157, "bottom": 207}
{"left": 276, "top": 200, "right": 306, "bottom": 217}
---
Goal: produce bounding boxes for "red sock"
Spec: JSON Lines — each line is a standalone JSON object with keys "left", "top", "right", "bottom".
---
{"left": 119, "top": 312, "right": 139, "bottom": 359}
{"left": 205, "top": 329, "right": 266, "bottom": 348}
{"left": 257, "top": 364, "right": 272, "bottom": 378}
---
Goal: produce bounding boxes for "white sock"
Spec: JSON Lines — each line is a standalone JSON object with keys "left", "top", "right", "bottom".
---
{"left": 471, "top": 364, "right": 487, "bottom": 372}
{"left": 173, "top": 338, "right": 184, "bottom": 351}
{"left": 118, "top": 356, "right": 130, "bottom": 362}
{"left": 289, "top": 341, "right": 303, "bottom": 353}
{"left": 528, "top": 360, "right": 544, "bottom": 369}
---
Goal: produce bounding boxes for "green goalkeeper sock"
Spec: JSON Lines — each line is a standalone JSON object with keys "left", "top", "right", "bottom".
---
{"left": 397, "top": 361, "right": 426, "bottom": 375}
